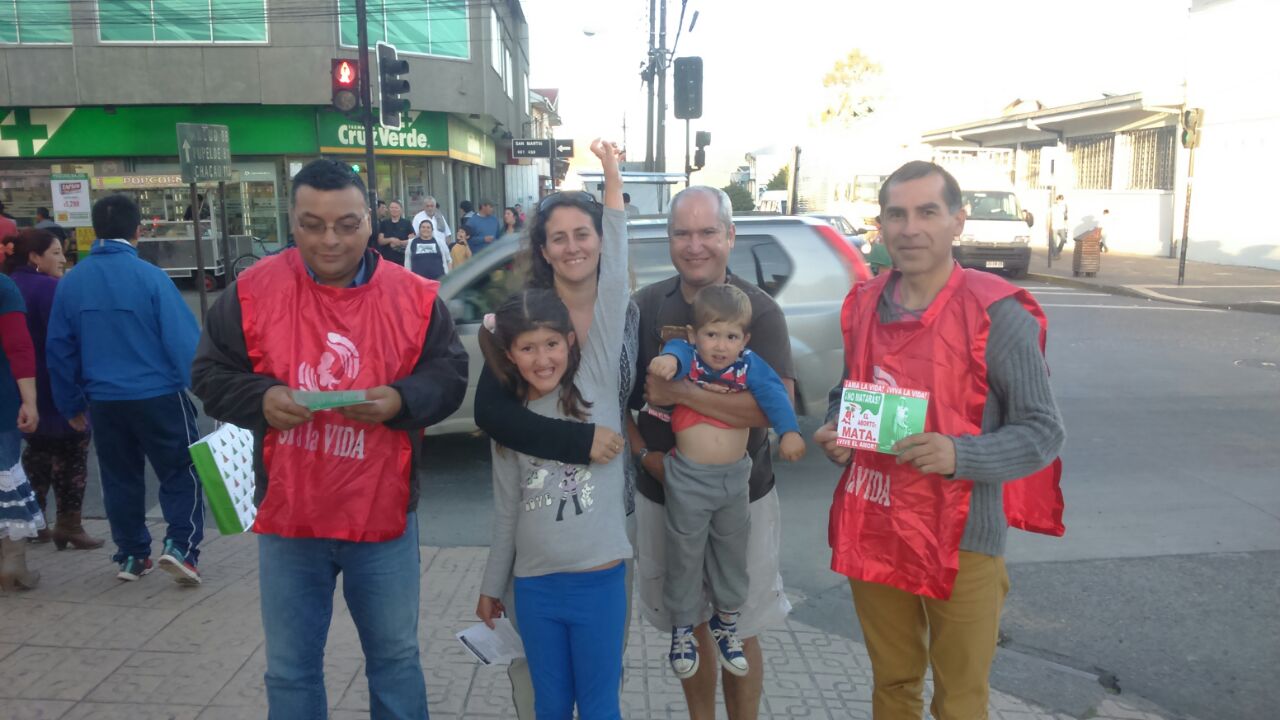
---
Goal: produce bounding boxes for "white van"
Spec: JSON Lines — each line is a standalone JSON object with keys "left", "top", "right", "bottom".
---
{"left": 954, "top": 188, "right": 1034, "bottom": 278}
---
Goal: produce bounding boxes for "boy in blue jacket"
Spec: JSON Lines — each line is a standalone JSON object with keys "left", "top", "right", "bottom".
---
{"left": 47, "top": 193, "right": 204, "bottom": 584}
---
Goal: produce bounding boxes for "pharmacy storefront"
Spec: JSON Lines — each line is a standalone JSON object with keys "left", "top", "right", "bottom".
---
{"left": 0, "top": 105, "right": 498, "bottom": 247}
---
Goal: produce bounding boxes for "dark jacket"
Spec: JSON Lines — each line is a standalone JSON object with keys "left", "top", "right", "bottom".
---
{"left": 10, "top": 266, "right": 80, "bottom": 437}
{"left": 190, "top": 251, "right": 469, "bottom": 511}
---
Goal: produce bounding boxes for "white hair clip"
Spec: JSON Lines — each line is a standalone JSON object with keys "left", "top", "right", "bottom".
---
{"left": 482, "top": 313, "right": 496, "bottom": 332}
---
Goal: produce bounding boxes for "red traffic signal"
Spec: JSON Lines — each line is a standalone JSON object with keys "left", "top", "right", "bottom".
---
{"left": 333, "top": 59, "right": 358, "bottom": 88}
{"left": 331, "top": 58, "right": 360, "bottom": 113}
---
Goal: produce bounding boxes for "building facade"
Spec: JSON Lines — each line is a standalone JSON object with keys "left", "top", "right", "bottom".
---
{"left": 922, "top": 93, "right": 1184, "bottom": 261}
{"left": 0, "top": 0, "right": 531, "bottom": 247}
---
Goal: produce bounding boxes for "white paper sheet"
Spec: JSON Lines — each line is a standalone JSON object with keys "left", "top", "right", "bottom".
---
{"left": 456, "top": 618, "right": 525, "bottom": 665}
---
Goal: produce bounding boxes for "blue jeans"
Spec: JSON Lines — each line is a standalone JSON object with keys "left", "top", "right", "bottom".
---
{"left": 89, "top": 392, "right": 203, "bottom": 564}
{"left": 258, "top": 513, "right": 428, "bottom": 720}
{"left": 514, "top": 563, "right": 626, "bottom": 720}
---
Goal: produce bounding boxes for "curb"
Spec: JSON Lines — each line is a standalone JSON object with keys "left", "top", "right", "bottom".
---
{"left": 1027, "top": 273, "right": 1280, "bottom": 315}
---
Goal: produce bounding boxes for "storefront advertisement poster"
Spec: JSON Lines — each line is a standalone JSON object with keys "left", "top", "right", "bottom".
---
{"left": 50, "top": 173, "right": 92, "bottom": 227}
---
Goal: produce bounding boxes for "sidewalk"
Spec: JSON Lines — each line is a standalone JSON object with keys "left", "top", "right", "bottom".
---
{"left": 1028, "top": 248, "right": 1280, "bottom": 314}
{"left": 0, "top": 520, "right": 1179, "bottom": 720}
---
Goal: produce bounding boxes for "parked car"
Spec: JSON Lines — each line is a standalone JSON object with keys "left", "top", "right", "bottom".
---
{"left": 427, "top": 214, "right": 871, "bottom": 435}
{"left": 807, "top": 213, "right": 866, "bottom": 249}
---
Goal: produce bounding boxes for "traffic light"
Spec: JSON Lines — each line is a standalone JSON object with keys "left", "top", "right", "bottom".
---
{"left": 693, "top": 131, "right": 711, "bottom": 170}
{"left": 673, "top": 56, "right": 703, "bottom": 120}
{"left": 331, "top": 58, "right": 359, "bottom": 113}
{"left": 377, "top": 41, "right": 410, "bottom": 129}
{"left": 1181, "top": 108, "right": 1204, "bottom": 149}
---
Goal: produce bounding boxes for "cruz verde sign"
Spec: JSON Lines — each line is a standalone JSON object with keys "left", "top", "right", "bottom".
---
{"left": 317, "top": 110, "right": 448, "bottom": 157}
{"left": 0, "top": 106, "right": 317, "bottom": 157}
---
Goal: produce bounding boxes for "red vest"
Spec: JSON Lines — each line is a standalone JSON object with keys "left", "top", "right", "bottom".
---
{"left": 829, "top": 265, "right": 1064, "bottom": 599}
{"left": 238, "top": 249, "right": 438, "bottom": 541}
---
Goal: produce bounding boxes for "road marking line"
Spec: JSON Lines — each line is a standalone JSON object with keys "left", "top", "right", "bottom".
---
{"left": 1040, "top": 303, "right": 1225, "bottom": 312}
{"left": 1029, "top": 291, "right": 1111, "bottom": 297}
{"left": 1138, "top": 284, "right": 1280, "bottom": 289}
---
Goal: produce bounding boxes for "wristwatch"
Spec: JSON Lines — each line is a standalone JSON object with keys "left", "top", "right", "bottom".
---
{"left": 636, "top": 447, "right": 652, "bottom": 466}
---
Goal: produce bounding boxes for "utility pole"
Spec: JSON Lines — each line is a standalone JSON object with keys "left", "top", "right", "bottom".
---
{"left": 787, "top": 146, "right": 802, "bottom": 215}
{"left": 655, "top": 0, "right": 668, "bottom": 172}
{"left": 355, "top": 0, "right": 378, "bottom": 209}
{"left": 1177, "top": 144, "right": 1196, "bottom": 285}
{"left": 644, "top": 0, "right": 656, "bottom": 171}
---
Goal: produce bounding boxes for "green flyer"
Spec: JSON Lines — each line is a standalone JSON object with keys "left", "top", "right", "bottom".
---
{"left": 836, "top": 381, "right": 929, "bottom": 454}
{"left": 293, "top": 390, "right": 373, "bottom": 411}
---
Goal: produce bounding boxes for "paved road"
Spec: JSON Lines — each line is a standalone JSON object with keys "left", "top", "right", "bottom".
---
{"left": 80, "top": 282, "right": 1278, "bottom": 719}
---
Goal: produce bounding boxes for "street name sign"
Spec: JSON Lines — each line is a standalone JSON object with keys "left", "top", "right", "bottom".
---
{"left": 512, "top": 138, "right": 551, "bottom": 158}
{"left": 176, "top": 123, "right": 232, "bottom": 183}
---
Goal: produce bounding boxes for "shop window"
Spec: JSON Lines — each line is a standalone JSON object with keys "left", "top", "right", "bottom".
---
{"left": 98, "top": 0, "right": 267, "bottom": 43}
{"left": 1, "top": 0, "right": 72, "bottom": 44}
{"left": 339, "top": 0, "right": 469, "bottom": 60}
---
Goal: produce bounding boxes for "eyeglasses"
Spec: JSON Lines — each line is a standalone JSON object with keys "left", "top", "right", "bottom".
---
{"left": 296, "top": 213, "right": 367, "bottom": 238}
{"left": 538, "top": 191, "right": 600, "bottom": 215}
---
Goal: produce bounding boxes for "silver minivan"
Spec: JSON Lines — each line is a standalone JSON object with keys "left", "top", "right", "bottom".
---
{"left": 427, "top": 215, "right": 870, "bottom": 435}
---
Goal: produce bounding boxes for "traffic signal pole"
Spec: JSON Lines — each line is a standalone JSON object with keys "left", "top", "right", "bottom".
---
{"left": 1178, "top": 144, "right": 1196, "bottom": 286}
{"left": 355, "top": 0, "right": 378, "bottom": 210}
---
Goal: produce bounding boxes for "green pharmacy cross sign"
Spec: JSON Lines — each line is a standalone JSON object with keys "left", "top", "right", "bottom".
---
{"left": 0, "top": 109, "right": 51, "bottom": 156}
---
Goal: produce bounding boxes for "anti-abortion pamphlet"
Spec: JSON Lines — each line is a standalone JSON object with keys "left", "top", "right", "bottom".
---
{"left": 456, "top": 619, "right": 525, "bottom": 665}
{"left": 836, "top": 381, "right": 929, "bottom": 454}
{"left": 292, "top": 390, "right": 374, "bottom": 412}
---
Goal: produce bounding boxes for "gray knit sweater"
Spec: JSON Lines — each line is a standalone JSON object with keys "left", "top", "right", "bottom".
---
{"left": 826, "top": 290, "right": 1066, "bottom": 557}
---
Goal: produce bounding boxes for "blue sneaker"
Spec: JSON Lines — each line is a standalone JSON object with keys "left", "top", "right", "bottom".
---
{"left": 116, "top": 555, "right": 153, "bottom": 582}
{"left": 157, "top": 540, "right": 201, "bottom": 585}
{"left": 669, "top": 625, "right": 699, "bottom": 679}
{"left": 709, "top": 612, "right": 749, "bottom": 676}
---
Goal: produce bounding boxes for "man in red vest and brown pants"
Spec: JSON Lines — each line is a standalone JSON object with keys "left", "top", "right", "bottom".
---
{"left": 192, "top": 159, "right": 467, "bottom": 719}
{"left": 815, "top": 160, "right": 1066, "bottom": 719}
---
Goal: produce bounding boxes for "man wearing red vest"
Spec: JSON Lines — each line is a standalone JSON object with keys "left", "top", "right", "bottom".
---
{"left": 192, "top": 159, "right": 467, "bottom": 719}
{"left": 815, "top": 161, "right": 1066, "bottom": 719}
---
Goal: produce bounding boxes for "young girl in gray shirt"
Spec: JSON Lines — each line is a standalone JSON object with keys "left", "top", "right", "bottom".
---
{"left": 476, "top": 140, "right": 631, "bottom": 720}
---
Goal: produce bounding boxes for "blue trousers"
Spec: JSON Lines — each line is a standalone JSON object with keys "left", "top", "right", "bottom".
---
{"left": 258, "top": 514, "right": 428, "bottom": 720}
{"left": 514, "top": 563, "right": 626, "bottom": 720}
{"left": 89, "top": 392, "right": 203, "bottom": 564}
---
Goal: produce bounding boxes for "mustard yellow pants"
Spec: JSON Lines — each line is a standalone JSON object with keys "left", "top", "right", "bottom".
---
{"left": 849, "top": 551, "right": 1010, "bottom": 720}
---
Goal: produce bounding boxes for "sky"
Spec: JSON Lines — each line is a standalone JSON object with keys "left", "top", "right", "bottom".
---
{"left": 522, "top": 0, "right": 1191, "bottom": 187}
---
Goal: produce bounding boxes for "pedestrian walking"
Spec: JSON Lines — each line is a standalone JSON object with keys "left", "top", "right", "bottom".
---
{"left": 475, "top": 139, "right": 632, "bottom": 720}
{"left": 5, "top": 229, "right": 101, "bottom": 550}
{"left": 191, "top": 158, "right": 468, "bottom": 720}
{"left": 46, "top": 193, "right": 204, "bottom": 585}
{"left": 0, "top": 255, "right": 45, "bottom": 591}
{"left": 815, "top": 161, "right": 1066, "bottom": 719}
{"left": 1052, "top": 194, "right": 1069, "bottom": 257}
{"left": 630, "top": 185, "right": 797, "bottom": 719}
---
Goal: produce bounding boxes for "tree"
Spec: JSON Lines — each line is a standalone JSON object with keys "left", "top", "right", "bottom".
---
{"left": 820, "top": 49, "right": 882, "bottom": 127}
{"left": 766, "top": 165, "right": 790, "bottom": 191}
{"left": 721, "top": 184, "right": 755, "bottom": 212}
